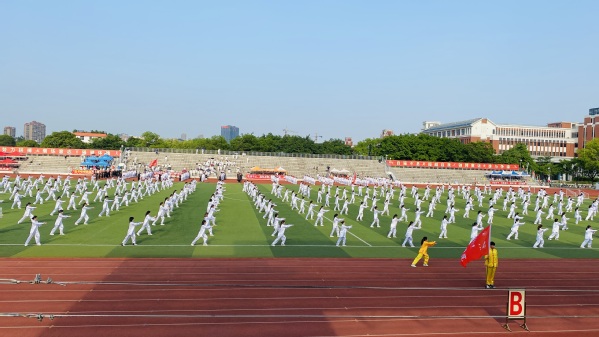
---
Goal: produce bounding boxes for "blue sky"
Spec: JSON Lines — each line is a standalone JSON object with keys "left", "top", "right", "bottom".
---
{"left": 1, "top": 1, "right": 598, "bottom": 143}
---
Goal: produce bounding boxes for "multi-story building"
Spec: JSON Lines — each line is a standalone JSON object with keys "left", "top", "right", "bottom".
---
{"left": 24, "top": 121, "right": 46, "bottom": 143}
{"left": 221, "top": 125, "right": 239, "bottom": 143}
{"left": 421, "top": 118, "right": 577, "bottom": 160}
{"left": 73, "top": 131, "right": 108, "bottom": 144}
{"left": 578, "top": 107, "right": 599, "bottom": 149}
{"left": 421, "top": 118, "right": 495, "bottom": 144}
{"left": 3, "top": 126, "right": 16, "bottom": 138}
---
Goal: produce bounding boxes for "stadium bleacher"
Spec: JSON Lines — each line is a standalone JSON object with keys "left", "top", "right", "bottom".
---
{"left": 12, "top": 148, "right": 536, "bottom": 186}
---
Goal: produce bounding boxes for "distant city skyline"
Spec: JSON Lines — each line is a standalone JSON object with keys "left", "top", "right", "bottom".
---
{"left": 3, "top": 106, "right": 599, "bottom": 144}
{"left": 1, "top": 1, "right": 598, "bottom": 142}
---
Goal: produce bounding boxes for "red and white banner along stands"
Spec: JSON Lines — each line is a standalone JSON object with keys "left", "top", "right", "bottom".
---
{"left": 246, "top": 174, "right": 277, "bottom": 180}
{"left": 71, "top": 169, "right": 94, "bottom": 174}
{"left": 386, "top": 160, "right": 519, "bottom": 171}
{"left": 0, "top": 146, "right": 121, "bottom": 157}
{"left": 489, "top": 181, "right": 527, "bottom": 186}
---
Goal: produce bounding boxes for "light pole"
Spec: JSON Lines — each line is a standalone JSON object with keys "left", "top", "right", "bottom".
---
{"left": 520, "top": 159, "right": 522, "bottom": 172}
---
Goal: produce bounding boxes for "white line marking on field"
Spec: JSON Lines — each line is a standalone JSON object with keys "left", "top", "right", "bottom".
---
{"left": 323, "top": 215, "right": 372, "bottom": 247}
{"left": 347, "top": 231, "right": 372, "bottom": 247}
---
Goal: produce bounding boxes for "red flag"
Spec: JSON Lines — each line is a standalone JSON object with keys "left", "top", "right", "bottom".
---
{"left": 149, "top": 159, "right": 158, "bottom": 167}
{"left": 460, "top": 225, "right": 491, "bottom": 267}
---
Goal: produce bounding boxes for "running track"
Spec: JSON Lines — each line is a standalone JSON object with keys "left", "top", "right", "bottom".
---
{"left": 1, "top": 258, "right": 598, "bottom": 337}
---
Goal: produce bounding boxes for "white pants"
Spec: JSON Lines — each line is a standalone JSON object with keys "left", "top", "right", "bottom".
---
{"left": 533, "top": 238, "right": 544, "bottom": 248}
{"left": 25, "top": 230, "right": 40, "bottom": 246}
{"left": 122, "top": 233, "right": 137, "bottom": 245}
{"left": 507, "top": 230, "right": 519, "bottom": 240}
{"left": 439, "top": 228, "right": 447, "bottom": 238}
{"left": 272, "top": 235, "right": 286, "bottom": 246}
{"left": 315, "top": 216, "right": 324, "bottom": 226}
{"left": 388, "top": 227, "right": 397, "bottom": 238}
{"left": 75, "top": 215, "right": 89, "bottom": 225}
{"left": 137, "top": 223, "right": 152, "bottom": 236}
{"left": 50, "top": 223, "right": 64, "bottom": 235}
{"left": 99, "top": 206, "right": 110, "bottom": 217}
{"left": 402, "top": 236, "right": 414, "bottom": 247}
{"left": 191, "top": 233, "right": 207, "bottom": 246}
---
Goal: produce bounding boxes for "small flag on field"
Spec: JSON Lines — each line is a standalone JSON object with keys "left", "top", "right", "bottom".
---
{"left": 149, "top": 159, "right": 158, "bottom": 167}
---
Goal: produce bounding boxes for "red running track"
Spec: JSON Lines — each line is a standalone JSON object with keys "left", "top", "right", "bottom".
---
{"left": 0, "top": 258, "right": 598, "bottom": 337}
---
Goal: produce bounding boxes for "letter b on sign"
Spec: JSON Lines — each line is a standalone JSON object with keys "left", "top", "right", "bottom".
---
{"left": 508, "top": 290, "right": 525, "bottom": 318}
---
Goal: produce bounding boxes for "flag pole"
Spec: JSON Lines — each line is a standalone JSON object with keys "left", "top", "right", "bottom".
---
{"left": 488, "top": 223, "right": 492, "bottom": 255}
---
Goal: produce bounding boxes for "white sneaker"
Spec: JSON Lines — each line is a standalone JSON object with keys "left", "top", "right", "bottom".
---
{"left": 411, "top": 264, "right": 416, "bottom": 267}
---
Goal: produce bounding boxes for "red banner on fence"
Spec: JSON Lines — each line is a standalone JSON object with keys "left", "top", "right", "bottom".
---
{"left": 246, "top": 174, "right": 275, "bottom": 180}
{"left": 71, "top": 169, "right": 94, "bottom": 174}
{"left": 0, "top": 146, "right": 121, "bottom": 157}
{"left": 489, "top": 181, "right": 527, "bottom": 186}
{"left": 386, "top": 160, "right": 518, "bottom": 171}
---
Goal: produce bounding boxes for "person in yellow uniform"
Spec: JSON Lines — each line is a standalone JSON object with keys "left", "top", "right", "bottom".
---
{"left": 484, "top": 241, "right": 498, "bottom": 289}
{"left": 411, "top": 236, "right": 436, "bottom": 267}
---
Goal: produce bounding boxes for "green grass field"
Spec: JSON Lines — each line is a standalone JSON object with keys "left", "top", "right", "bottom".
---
{"left": 1, "top": 178, "right": 598, "bottom": 259}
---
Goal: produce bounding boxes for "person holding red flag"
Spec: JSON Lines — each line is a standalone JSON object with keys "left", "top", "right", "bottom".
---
{"left": 484, "top": 241, "right": 498, "bottom": 289}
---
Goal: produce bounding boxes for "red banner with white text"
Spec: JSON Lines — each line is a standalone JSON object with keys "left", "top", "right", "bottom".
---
{"left": 71, "top": 169, "right": 94, "bottom": 175}
{"left": 246, "top": 174, "right": 276, "bottom": 180}
{"left": 489, "top": 181, "right": 527, "bottom": 186}
{"left": 0, "top": 146, "right": 121, "bottom": 157}
{"left": 386, "top": 160, "right": 518, "bottom": 171}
